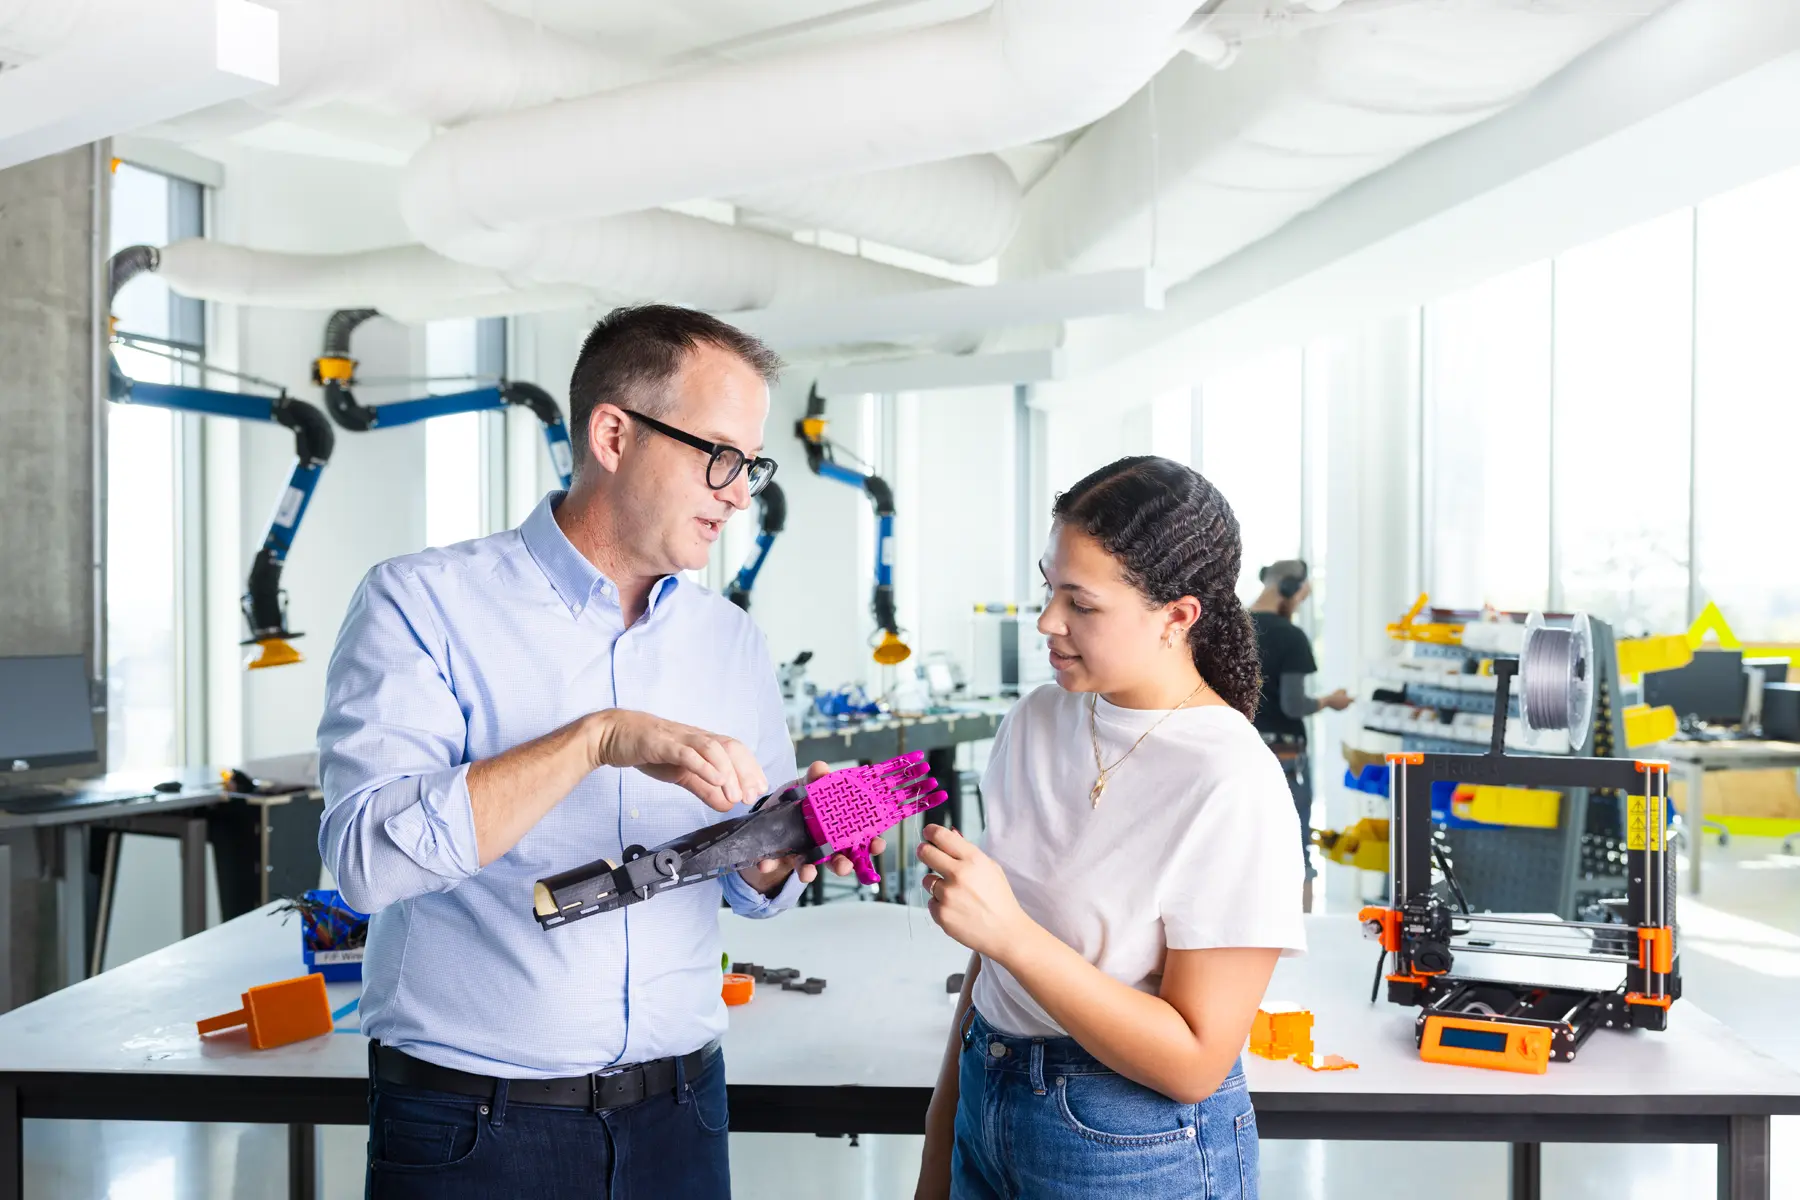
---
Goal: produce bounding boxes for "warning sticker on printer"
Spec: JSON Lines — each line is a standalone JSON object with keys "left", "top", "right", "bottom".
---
{"left": 1626, "top": 796, "right": 1662, "bottom": 851}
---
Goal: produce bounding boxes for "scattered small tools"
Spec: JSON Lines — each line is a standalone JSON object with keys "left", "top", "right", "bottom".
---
{"left": 730, "top": 962, "right": 827, "bottom": 996}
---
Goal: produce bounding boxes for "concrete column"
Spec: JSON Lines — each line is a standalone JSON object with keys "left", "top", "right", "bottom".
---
{"left": 0, "top": 144, "right": 105, "bottom": 1010}
{"left": 0, "top": 145, "right": 104, "bottom": 679}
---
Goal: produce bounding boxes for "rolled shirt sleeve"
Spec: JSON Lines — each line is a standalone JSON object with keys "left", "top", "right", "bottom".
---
{"left": 318, "top": 563, "right": 482, "bottom": 915}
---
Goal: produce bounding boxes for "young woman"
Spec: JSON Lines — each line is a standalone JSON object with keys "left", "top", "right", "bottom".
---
{"left": 914, "top": 456, "right": 1305, "bottom": 1200}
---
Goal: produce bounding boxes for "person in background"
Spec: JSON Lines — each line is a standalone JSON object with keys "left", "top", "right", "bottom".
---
{"left": 1248, "top": 559, "right": 1351, "bottom": 912}
{"left": 913, "top": 456, "right": 1305, "bottom": 1200}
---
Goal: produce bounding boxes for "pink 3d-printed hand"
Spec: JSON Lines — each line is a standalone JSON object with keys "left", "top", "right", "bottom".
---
{"left": 801, "top": 752, "right": 946, "bottom": 885}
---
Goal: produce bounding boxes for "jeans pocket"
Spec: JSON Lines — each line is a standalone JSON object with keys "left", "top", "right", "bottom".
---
{"left": 689, "top": 1054, "right": 730, "bottom": 1135}
{"left": 370, "top": 1090, "right": 483, "bottom": 1172}
{"left": 1054, "top": 1073, "right": 1199, "bottom": 1146}
{"left": 1234, "top": 1109, "right": 1259, "bottom": 1200}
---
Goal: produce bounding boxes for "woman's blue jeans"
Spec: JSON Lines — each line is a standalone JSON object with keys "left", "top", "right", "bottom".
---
{"left": 951, "top": 1008, "right": 1259, "bottom": 1200}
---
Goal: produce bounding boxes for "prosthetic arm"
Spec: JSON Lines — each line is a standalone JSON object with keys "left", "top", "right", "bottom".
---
{"left": 797, "top": 385, "right": 910, "bottom": 665}
{"left": 108, "top": 246, "right": 333, "bottom": 670}
{"left": 313, "top": 309, "right": 575, "bottom": 488}
{"left": 532, "top": 752, "right": 944, "bottom": 929}
{"left": 726, "top": 480, "right": 785, "bottom": 611}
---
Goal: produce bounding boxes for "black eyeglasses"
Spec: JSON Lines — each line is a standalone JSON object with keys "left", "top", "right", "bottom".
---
{"left": 624, "top": 410, "right": 778, "bottom": 496}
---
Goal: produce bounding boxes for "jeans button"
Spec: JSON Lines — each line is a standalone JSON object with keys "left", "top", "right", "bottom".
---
{"left": 989, "top": 1043, "right": 1007, "bottom": 1058}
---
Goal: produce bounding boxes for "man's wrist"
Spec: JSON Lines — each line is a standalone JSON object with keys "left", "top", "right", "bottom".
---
{"left": 740, "top": 860, "right": 794, "bottom": 897}
{"left": 579, "top": 709, "right": 616, "bottom": 772}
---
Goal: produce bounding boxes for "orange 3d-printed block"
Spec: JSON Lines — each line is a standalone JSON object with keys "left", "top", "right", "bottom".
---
{"left": 197, "top": 973, "right": 332, "bottom": 1050}
{"left": 721, "top": 973, "right": 755, "bottom": 1006}
{"left": 1250, "top": 1005, "right": 1314, "bottom": 1062}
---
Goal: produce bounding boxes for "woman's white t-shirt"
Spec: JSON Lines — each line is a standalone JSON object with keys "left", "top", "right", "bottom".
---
{"left": 971, "top": 683, "right": 1308, "bottom": 1039}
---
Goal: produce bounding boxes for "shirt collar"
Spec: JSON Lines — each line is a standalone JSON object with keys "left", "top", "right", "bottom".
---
{"left": 520, "top": 491, "right": 683, "bottom": 617}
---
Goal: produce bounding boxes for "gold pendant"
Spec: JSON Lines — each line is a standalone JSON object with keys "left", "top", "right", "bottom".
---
{"left": 1090, "top": 775, "right": 1106, "bottom": 806}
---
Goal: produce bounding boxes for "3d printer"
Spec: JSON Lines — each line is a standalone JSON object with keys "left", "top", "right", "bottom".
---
{"left": 1360, "top": 614, "right": 1678, "bottom": 1073}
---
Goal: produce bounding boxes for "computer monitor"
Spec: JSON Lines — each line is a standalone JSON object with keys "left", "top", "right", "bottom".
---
{"left": 1643, "top": 649, "right": 1747, "bottom": 726}
{"left": 0, "top": 655, "right": 99, "bottom": 772}
{"left": 1763, "top": 683, "right": 1800, "bottom": 742}
{"left": 1744, "top": 657, "right": 1792, "bottom": 688}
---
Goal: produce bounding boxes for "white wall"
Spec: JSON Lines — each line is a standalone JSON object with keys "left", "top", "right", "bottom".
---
{"left": 893, "top": 386, "right": 1019, "bottom": 666}
{"left": 731, "top": 377, "right": 873, "bottom": 691}
{"left": 203, "top": 147, "right": 431, "bottom": 763}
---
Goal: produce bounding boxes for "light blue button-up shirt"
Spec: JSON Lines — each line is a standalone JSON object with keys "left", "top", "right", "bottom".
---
{"left": 318, "top": 492, "right": 802, "bottom": 1078}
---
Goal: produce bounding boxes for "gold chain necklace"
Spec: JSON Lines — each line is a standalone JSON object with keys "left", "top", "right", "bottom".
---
{"left": 1087, "top": 680, "right": 1207, "bottom": 807}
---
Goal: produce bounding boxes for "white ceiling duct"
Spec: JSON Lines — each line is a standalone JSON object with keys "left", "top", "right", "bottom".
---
{"left": 142, "top": 206, "right": 954, "bottom": 322}
{"left": 250, "top": 0, "right": 639, "bottom": 126}
{"left": 1007, "top": 0, "right": 1665, "bottom": 285}
{"left": 484, "top": 209, "right": 953, "bottom": 311}
{"left": 0, "top": 0, "right": 116, "bottom": 60}
{"left": 150, "top": 239, "right": 600, "bottom": 323}
{"left": 398, "top": 0, "right": 1200, "bottom": 273}
{"left": 732, "top": 153, "right": 1021, "bottom": 266}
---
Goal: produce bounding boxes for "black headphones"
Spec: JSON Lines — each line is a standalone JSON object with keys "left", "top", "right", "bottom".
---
{"left": 1260, "top": 560, "right": 1308, "bottom": 599}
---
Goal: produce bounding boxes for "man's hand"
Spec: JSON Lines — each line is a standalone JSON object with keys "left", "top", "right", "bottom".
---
{"left": 739, "top": 762, "right": 888, "bottom": 896}
{"left": 1322, "top": 688, "right": 1353, "bottom": 712}
{"left": 586, "top": 710, "right": 766, "bottom": 812}
{"left": 917, "top": 824, "right": 1033, "bottom": 961}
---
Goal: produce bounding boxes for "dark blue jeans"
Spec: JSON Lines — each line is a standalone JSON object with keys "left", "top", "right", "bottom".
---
{"left": 365, "top": 1046, "right": 731, "bottom": 1199}
{"left": 952, "top": 1009, "right": 1258, "bottom": 1200}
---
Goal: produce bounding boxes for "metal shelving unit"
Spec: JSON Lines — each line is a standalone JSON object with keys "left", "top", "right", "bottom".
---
{"left": 1361, "top": 612, "right": 1632, "bottom": 919}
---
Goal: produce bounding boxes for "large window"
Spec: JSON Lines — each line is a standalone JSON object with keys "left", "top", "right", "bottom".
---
{"left": 1693, "top": 164, "right": 1800, "bottom": 640}
{"left": 106, "top": 163, "right": 202, "bottom": 770}
{"left": 423, "top": 317, "right": 507, "bottom": 547}
{"left": 1199, "top": 349, "right": 1303, "bottom": 601}
{"left": 1552, "top": 210, "right": 1693, "bottom": 635}
{"left": 1423, "top": 263, "right": 1552, "bottom": 612}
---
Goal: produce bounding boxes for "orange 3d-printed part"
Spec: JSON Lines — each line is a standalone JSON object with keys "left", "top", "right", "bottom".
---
{"left": 722, "top": 973, "right": 755, "bottom": 1006}
{"left": 1250, "top": 1006, "right": 1314, "bottom": 1062}
{"left": 197, "top": 973, "right": 332, "bottom": 1050}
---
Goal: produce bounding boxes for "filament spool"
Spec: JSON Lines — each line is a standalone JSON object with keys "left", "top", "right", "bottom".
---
{"left": 1518, "top": 613, "right": 1595, "bottom": 751}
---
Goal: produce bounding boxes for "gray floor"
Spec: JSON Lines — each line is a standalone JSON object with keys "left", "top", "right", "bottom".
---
{"left": 22, "top": 834, "right": 1800, "bottom": 1199}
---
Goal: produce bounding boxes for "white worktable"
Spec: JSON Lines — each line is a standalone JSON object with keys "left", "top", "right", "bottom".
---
{"left": 3, "top": 904, "right": 1797, "bottom": 1200}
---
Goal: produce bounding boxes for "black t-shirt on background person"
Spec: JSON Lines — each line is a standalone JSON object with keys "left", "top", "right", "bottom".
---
{"left": 1251, "top": 610, "right": 1317, "bottom": 740}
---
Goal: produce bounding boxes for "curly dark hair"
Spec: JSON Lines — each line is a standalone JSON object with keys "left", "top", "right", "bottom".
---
{"left": 1051, "top": 456, "right": 1262, "bottom": 720}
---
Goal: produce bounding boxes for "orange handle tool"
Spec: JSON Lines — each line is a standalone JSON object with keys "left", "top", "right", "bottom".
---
{"left": 197, "top": 973, "right": 333, "bottom": 1050}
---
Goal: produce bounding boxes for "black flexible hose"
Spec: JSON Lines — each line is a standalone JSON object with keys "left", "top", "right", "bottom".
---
{"left": 501, "top": 380, "right": 567, "bottom": 430}
{"left": 244, "top": 550, "right": 287, "bottom": 641}
{"left": 318, "top": 309, "right": 380, "bottom": 431}
{"left": 756, "top": 478, "right": 788, "bottom": 535}
{"left": 322, "top": 308, "right": 378, "bottom": 358}
{"left": 272, "top": 395, "right": 336, "bottom": 466}
{"left": 862, "top": 473, "right": 895, "bottom": 518}
{"left": 108, "top": 245, "right": 160, "bottom": 302}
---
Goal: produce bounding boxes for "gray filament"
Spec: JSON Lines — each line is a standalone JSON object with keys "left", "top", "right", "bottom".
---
{"left": 1521, "top": 626, "right": 1576, "bottom": 731}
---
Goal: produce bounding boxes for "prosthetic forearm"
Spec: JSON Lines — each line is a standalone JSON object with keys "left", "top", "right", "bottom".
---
{"left": 532, "top": 752, "right": 945, "bottom": 929}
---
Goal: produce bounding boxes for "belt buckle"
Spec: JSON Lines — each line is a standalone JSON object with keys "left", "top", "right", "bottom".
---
{"left": 590, "top": 1063, "right": 645, "bottom": 1112}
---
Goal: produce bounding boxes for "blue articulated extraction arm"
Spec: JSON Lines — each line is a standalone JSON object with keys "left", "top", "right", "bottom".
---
{"left": 313, "top": 309, "right": 574, "bottom": 488}
{"left": 108, "top": 245, "right": 332, "bottom": 670}
{"left": 726, "top": 481, "right": 786, "bottom": 611}
{"left": 796, "top": 385, "right": 910, "bottom": 665}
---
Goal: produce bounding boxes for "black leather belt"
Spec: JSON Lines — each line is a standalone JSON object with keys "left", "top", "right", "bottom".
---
{"left": 371, "top": 1040, "right": 718, "bottom": 1111}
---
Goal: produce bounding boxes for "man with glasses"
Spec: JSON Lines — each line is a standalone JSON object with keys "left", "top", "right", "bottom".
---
{"left": 318, "top": 305, "right": 873, "bottom": 1198}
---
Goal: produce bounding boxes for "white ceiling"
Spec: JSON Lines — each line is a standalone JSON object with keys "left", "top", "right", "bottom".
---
{"left": 477, "top": 0, "right": 988, "bottom": 66}
{"left": 23, "top": 0, "right": 1690, "bottom": 359}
